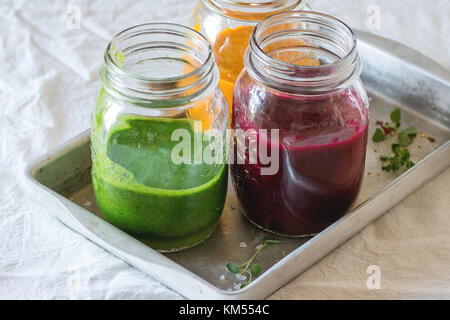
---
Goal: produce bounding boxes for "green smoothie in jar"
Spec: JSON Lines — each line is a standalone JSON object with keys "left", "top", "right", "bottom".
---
{"left": 91, "top": 24, "right": 229, "bottom": 252}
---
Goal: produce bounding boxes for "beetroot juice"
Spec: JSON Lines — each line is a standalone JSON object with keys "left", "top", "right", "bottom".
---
{"left": 232, "top": 84, "right": 368, "bottom": 236}
{"left": 231, "top": 12, "right": 369, "bottom": 236}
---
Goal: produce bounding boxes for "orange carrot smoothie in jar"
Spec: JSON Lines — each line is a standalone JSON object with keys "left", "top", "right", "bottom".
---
{"left": 190, "top": 0, "right": 309, "bottom": 119}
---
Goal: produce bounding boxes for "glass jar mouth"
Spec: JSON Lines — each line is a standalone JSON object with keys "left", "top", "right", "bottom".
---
{"left": 205, "top": 0, "right": 306, "bottom": 21}
{"left": 246, "top": 11, "right": 361, "bottom": 94}
{"left": 102, "top": 23, "right": 218, "bottom": 107}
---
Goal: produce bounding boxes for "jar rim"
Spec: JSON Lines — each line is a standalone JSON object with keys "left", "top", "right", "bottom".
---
{"left": 251, "top": 11, "right": 357, "bottom": 70}
{"left": 102, "top": 23, "right": 219, "bottom": 107}
{"left": 246, "top": 11, "right": 361, "bottom": 94}
{"left": 204, "top": 0, "right": 306, "bottom": 21}
{"left": 105, "top": 22, "right": 214, "bottom": 82}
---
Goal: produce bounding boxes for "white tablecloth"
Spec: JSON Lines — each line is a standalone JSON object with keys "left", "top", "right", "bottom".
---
{"left": 0, "top": 0, "right": 449, "bottom": 299}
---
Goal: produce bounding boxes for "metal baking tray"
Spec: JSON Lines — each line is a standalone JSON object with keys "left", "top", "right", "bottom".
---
{"left": 25, "top": 30, "right": 450, "bottom": 299}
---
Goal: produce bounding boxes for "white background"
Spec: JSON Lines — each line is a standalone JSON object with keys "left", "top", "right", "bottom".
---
{"left": 0, "top": 0, "right": 449, "bottom": 299}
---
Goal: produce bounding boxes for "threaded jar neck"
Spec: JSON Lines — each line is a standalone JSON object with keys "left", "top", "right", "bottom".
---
{"left": 204, "top": 0, "right": 306, "bottom": 21}
{"left": 245, "top": 11, "right": 362, "bottom": 94}
{"left": 102, "top": 23, "right": 218, "bottom": 108}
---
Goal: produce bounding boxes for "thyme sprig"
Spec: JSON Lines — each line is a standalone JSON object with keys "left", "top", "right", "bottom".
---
{"left": 226, "top": 237, "right": 282, "bottom": 288}
{"left": 372, "top": 108, "right": 416, "bottom": 172}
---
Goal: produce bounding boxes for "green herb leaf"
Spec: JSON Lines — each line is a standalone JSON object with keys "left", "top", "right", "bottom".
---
{"left": 403, "top": 127, "right": 417, "bottom": 137}
{"left": 390, "top": 108, "right": 401, "bottom": 124}
{"left": 391, "top": 143, "right": 401, "bottom": 154}
{"left": 251, "top": 264, "right": 262, "bottom": 277}
{"left": 226, "top": 262, "right": 240, "bottom": 274}
{"left": 384, "top": 122, "right": 397, "bottom": 132}
{"left": 399, "top": 148, "right": 410, "bottom": 159}
{"left": 372, "top": 128, "right": 386, "bottom": 142}
{"left": 398, "top": 131, "right": 413, "bottom": 147}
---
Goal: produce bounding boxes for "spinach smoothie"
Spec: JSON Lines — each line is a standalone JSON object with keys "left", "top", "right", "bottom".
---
{"left": 91, "top": 90, "right": 228, "bottom": 251}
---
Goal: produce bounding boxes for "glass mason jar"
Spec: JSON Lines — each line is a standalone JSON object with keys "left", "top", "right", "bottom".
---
{"left": 190, "top": 0, "right": 308, "bottom": 114}
{"left": 91, "top": 23, "right": 229, "bottom": 252}
{"left": 231, "top": 12, "right": 369, "bottom": 237}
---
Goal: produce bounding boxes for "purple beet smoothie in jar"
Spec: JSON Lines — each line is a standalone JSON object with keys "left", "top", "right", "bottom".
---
{"left": 231, "top": 11, "right": 369, "bottom": 236}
